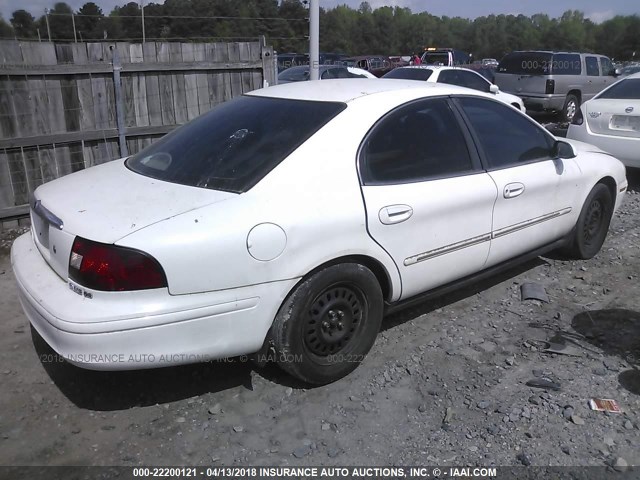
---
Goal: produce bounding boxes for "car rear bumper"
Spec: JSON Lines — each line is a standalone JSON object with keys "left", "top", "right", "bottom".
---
{"left": 567, "top": 124, "right": 640, "bottom": 168}
{"left": 11, "top": 233, "right": 298, "bottom": 370}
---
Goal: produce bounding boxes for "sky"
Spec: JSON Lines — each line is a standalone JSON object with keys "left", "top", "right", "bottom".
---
{"left": 1, "top": 0, "right": 638, "bottom": 23}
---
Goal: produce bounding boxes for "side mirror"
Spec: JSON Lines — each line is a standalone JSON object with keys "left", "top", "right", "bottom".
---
{"left": 489, "top": 84, "right": 499, "bottom": 94}
{"left": 613, "top": 68, "right": 622, "bottom": 76}
{"left": 552, "top": 140, "right": 577, "bottom": 159}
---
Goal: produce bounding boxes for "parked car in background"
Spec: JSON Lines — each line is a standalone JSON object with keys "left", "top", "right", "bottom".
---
{"left": 482, "top": 58, "right": 499, "bottom": 67}
{"left": 494, "top": 50, "right": 618, "bottom": 122}
{"left": 278, "top": 65, "right": 376, "bottom": 84}
{"left": 567, "top": 72, "right": 640, "bottom": 168}
{"left": 277, "top": 53, "right": 309, "bottom": 73}
{"left": 382, "top": 66, "right": 524, "bottom": 110}
{"left": 13, "top": 80, "right": 626, "bottom": 385}
{"left": 619, "top": 64, "right": 640, "bottom": 78}
{"left": 342, "top": 56, "right": 393, "bottom": 77}
{"left": 421, "top": 47, "right": 471, "bottom": 66}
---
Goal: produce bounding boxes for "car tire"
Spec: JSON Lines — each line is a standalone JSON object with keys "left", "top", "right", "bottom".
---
{"left": 271, "top": 263, "right": 383, "bottom": 385}
{"left": 562, "top": 94, "right": 579, "bottom": 123}
{"left": 564, "top": 184, "right": 613, "bottom": 260}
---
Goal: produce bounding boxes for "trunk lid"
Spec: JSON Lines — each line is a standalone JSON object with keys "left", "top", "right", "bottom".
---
{"left": 31, "top": 159, "right": 236, "bottom": 280}
{"left": 586, "top": 99, "right": 640, "bottom": 138}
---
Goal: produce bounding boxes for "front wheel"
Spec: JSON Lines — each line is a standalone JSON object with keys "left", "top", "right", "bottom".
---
{"left": 564, "top": 184, "right": 613, "bottom": 259}
{"left": 271, "top": 263, "right": 383, "bottom": 385}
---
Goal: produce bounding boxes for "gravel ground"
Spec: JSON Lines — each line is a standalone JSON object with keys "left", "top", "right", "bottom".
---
{"left": 0, "top": 171, "right": 639, "bottom": 475}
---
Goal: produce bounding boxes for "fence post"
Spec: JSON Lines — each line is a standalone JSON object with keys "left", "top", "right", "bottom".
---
{"left": 260, "top": 36, "right": 275, "bottom": 88}
{"left": 111, "top": 46, "right": 129, "bottom": 157}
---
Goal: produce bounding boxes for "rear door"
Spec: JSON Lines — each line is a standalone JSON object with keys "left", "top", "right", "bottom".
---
{"left": 359, "top": 97, "right": 497, "bottom": 300}
{"left": 454, "top": 96, "right": 580, "bottom": 266}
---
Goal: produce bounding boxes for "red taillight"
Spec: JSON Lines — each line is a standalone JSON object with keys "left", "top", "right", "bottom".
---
{"left": 69, "top": 237, "right": 167, "bottom": 291}
{"left": 545, "top": 79, "right": 555, "bottom": 94}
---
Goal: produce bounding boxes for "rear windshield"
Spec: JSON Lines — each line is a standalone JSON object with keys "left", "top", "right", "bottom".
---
{"left": 597, "top": 78, "right": 640, "bottom": 100}
{"left": 382, "top": 68, "right": 433, "bottom": 81}
{"left": 126, "top": 96, "right": 346, "bottom": 193}
{"left": 497, "top": 52, "right": 552, "bottom": 75}
{"left": 422, "top": 53, "right": 449, "bottom": 66}
{"left": 498, "top": 52, "right": 582, "bottom": 75}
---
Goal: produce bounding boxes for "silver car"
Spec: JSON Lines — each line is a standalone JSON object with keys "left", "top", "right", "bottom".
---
{"left": 494, "top": 51, "right": 618, "bottom": 122}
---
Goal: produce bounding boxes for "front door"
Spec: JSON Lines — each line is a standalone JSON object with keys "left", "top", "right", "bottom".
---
{"left": 454, "top": 96, "right": 579, "bottom": 266}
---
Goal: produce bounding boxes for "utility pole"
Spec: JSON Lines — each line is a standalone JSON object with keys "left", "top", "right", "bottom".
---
{"left": 309, "top": 0, "right": 319, "bottom": 80}
{"left": 141, "top": 0, "right": 146, "bottom": 43}
{"left": 44, "top": 9, "right": 52, "bottom": 42}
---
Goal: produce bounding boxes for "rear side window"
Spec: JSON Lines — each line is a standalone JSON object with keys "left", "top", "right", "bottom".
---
{"left": 551, "top": 54, "right": 581, "bottom": 75}
{"left": 382, "top": 68, "right": 433, "bottom": 81}
{"left": 597, "top": 79, "right": 640, "bottom": 100}
{"left": 497, "top": 52, "right": 552, "bottom": 75}
{"left": 127, "top": 96, "right": 346, "bottom": 193}
{"left": 586, "top": 57, "right": 600, "bottom": 76}
{"left": 360, "top": 97, "right": 474, "bottom": 184}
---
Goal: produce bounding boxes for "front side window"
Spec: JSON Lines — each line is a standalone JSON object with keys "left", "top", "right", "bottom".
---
{"left": 586, "top": 56, "right": 600, "bottom": 76}
{"left": 600, "top": 57, "right": 614, "bottom": 76}
{"left": 127, "top": 96, "right": 346, "bottom": 193}
{"left": 360, "top": 97, "right": 474, "bottom": 185}
{"left": 458, "top": 97, "right": 553, "bottom": 169}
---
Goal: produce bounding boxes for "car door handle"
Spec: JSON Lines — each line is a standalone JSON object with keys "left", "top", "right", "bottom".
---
{"left": 504, "top": 183, "right": 525, "bottom": 198}
{"left": 379, "top": 204, "right": 413, "bottom": 225}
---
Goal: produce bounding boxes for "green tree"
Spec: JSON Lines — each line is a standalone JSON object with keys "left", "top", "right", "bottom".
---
{"left": 0, "top": 15, "right": 15, "bottom": 38}
{"left": 76, "top": 2, "right": 105, "bottom": 41}
{"left": 10, "top": 10, "right": 37, "bottom": 38}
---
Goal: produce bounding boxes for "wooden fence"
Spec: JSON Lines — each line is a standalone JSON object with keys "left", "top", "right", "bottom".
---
{"left": 0, "top": 38, "right": 276, "bottom": 219}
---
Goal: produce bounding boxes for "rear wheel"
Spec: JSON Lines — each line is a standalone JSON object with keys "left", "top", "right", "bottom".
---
{"left": 271, "top": 263, "right": 383, "bottom": 385}
{"left": 564, "top": 184, "right": 613, "bottom": 259}
{"left": 562, "top": 94, "right": 579, "bottom": 123}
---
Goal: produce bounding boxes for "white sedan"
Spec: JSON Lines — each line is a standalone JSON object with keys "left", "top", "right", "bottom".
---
{"left": 382, "top": 65, "right": 525, "bottom": 111}
{"left": 12, "top": 80, "right": 626, "bottom": 385}
{"left": 567, "top": 72, "right": 640, "bottom": 168}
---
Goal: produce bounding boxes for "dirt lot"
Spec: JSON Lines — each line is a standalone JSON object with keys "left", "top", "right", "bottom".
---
{"left": 1, "top": 171, "right": 639, "bottom": 475}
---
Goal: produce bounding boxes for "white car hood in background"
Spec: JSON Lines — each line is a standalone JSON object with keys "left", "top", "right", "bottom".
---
{"left": 33, "top": 158, "right": 236, "bottom": 244}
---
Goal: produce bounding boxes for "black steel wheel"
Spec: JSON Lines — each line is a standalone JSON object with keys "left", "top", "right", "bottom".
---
{"left": 271, "top": 263, "right": 383, "bottom": 385}
{"left": 565, "top": 183, "right": 613, "bottom": 260}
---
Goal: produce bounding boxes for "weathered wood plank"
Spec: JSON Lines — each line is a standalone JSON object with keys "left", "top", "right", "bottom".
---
{"left": 158, "top": 73, "right": 175, "bottom": 125}
{"left": 239, "top": 42, "right": 253, "bottom": 93}
{"left": 132, "top": 73, "right": 149, "bottom": 126}
{"left": 22, "top": 147, "right": 43, "bottom": 193}
{"left": 193, "top": 43, "right": 209, "bottom": 115}
{"left": 7, "top": 149, "right": 28, "bottom": 205}
{"left": 105, "top": 74, "right": 117, "bottom": 129}
{"left": 0, "top": 151, "right": 14, "bottom": 210}
{"left": 45, "top": 77, "right": 66, "bottom": 134}
{"left": 0, "top": 41, "right": 23, "bottom": 65}
{"left": 182, "top": 43, "right": 200, "bottom": 120}
{"left": 142, "top": 43, "right": 161, "bottom": 126}
{"left": 60, "top": 76, "right": 82, "bottom": 132}
{"left": 0, "top": 79, "right": 17, "bottom": 139}
{"left": 71, "top": 44, "right": 94, "bottom": 130}
{"left": 91, "top": 76, "right": 109, "bottom": 130}
{"left": 37, "top": 145, "right": 58, "bottom": 182}
{"left": 30, "top": 77, "right": 50, "bottom": 134}
{"left": 68, "top": 142, "right": 86, "bottom": 172}
{"left": 11, "top": 80, "right": 34, "bottom": 137}
{"left": 129, "top": 44, "right": 143, "bottom": 63}
{"left": 228, "top": 43, "right": 243, "bottom": 98}
{"left": 122, "top": 73, "right": 136, "bottom": 127}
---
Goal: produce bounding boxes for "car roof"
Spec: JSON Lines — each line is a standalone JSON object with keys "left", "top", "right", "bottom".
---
{"left": 248, "top": 78, "right": 478, "bottom": 103}
{"left": 394, "top": 66, "right": 474, "bottom": 72}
